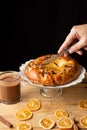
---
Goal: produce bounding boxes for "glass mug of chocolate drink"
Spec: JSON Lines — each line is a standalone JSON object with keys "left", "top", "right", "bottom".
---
{"left": 0, "top": 71, "right": 22, "bottom": 104}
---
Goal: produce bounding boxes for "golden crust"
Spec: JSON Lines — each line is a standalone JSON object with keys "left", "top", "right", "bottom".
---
{"left": 24, "top": 54, "right": 82, "bottom": 86}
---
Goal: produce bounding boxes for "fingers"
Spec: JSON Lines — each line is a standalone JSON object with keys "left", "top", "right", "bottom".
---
{"left": 75, "top": 50, "right": 83, "bottom": 55}
{"left": 58, "top": 29, "right": 78, "bottom": 53}
{"left": 58, "top": 24, "right": 87, "bottom": 55}
{"left": 84, "top": 46, "right": 87, "bottom": 50}
{"left": 68, "top": 38, "right": 87, "bottom": 54}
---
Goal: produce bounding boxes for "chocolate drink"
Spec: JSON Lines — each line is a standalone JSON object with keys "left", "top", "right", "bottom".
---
{"left": 0, "top": 71, "right": 21, "bottom": 104}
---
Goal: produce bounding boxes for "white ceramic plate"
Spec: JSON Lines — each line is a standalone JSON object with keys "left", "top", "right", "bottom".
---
{"left": 19, "top": 60, "right": 86, "bottom": 89}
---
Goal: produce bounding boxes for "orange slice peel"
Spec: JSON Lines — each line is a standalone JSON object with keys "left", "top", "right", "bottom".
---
{"left": 78, "top": 100, "right": 87, "bottom": 110}
{"left": 80, "top": 115, "right": 87, "bottom": 128}
{"left": 16, "top": 122, "right": 32, "bottom": 130}
{"left": 26, "top": 98, "right": 41, "bottom": 111}
{"left": 57, "top": 117, "right": 73, "bottom": 129}
{"left": 16, "top": 109, "right": 33, "bottom": 121}
{"left": 39, "top": 117, "right": 55, "bottom": 129}
{"left": 55, "top": 108, "right": 68, "bottom": 119}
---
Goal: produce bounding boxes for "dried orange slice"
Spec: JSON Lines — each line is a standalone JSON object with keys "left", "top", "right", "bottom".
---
{"left": 26, "top": 98, "right": 41, "bottom": 111}
{"left": 55, "top": 109, "right": 68, "bottom": 119}
{"left": 39, "top": 117, "right": 55, "bottom": 129}
{"left": 16, "top": 109, "right": 33, "bottom": 121}
{"left": 78, "top": 100, "right": 87, "bottom": 110}
{"left": 57, "top": 117, "right": 73, "bottom": 129}
{"left": 16, "top": 122, "right": 32, "bottom": 130}
{"left": 80, "top": 115, "right": 87, "bottom": 128}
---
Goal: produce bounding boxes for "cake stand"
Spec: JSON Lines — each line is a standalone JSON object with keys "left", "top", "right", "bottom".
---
{"left": 19, "top": 60, "right": 86, "bottom": 98}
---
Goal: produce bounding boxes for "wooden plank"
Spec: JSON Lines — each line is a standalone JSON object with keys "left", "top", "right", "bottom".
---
{"left": 0, "top": 73, "right": 87, "bottom": 130}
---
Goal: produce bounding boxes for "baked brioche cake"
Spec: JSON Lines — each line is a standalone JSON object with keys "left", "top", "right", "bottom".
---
{"left": 24, "top": 54, "right": 82, "bottom": 86}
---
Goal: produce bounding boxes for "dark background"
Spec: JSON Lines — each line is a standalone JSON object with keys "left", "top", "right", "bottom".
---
{"left": 0, "top": 0, "right": 87, "bottom": 71}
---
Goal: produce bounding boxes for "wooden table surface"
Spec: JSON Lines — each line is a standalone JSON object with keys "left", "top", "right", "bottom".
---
{"left": 0, "top": 73, "right": 87, "bottom": 130}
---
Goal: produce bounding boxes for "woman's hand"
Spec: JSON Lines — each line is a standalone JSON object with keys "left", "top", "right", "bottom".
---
{"left": 58, "top": 24, "right": 87, "bottom": 55}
